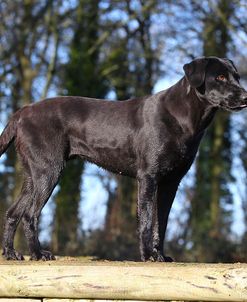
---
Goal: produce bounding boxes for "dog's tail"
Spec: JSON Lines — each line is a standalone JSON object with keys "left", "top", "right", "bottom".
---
{"left": 0, "top": 112, "right": 19, "bottom": 157}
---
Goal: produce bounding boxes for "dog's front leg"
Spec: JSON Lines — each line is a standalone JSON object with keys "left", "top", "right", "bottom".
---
{"left": 156, "top": 181, "right": 179, "bottom": 262}
{"left": 137, "top": 174, "right": 160, "bottom": 261}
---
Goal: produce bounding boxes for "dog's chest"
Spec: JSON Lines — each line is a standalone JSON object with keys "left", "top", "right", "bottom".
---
{"left": 157, "top": 138, "right": 198, "bottom": 177}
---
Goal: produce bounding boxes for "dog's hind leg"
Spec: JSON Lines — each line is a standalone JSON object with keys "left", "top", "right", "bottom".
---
{"left": 2, "top": 176, "right": 32, "bottom": 260}
{"left": 22, "top": 164, "right": 64, "bottom": 260}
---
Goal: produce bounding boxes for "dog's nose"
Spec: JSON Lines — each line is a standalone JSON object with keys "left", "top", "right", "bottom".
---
{"left": 241, "top": 92, "right": 247, "bottom": 102}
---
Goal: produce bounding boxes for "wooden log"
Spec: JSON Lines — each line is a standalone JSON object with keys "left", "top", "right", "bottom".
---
{"left": 43, "top": 300, "right": 164, "bottom": 302}
{"left": 0, "top": 261, "right": 246, "bottom": 301}
{"left": 0, "top": 298, "right": 41, "bottom": 302}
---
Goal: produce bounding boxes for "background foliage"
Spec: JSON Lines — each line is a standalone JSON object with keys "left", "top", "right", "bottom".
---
{"left": 0, "top": 0, "right": 247, "bottom": 262}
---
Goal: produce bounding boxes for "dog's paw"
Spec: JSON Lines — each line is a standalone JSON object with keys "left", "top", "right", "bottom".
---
{"left": 2, "top": 248, "right": 25, "bottom": 260}
{"left": 30, "top": 250, "right": 56, "bottom": 261}
{"left": 148, "top": 251, "right": 174, "bottom": 262}
{"left": 163, "top": 255, "right": 174, "bottom": 262}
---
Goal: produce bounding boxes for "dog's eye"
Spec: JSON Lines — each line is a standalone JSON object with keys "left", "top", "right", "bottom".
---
{"left": 216, "top": 75, "right": 227, "bottom": 82}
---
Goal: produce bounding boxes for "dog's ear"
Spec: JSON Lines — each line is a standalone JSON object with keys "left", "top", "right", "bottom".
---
{"left": 183, "top": 57, "right": 209, "bottom": 88}
{"left": 225, "top": 58, "right": 240, "bottom": 77}
{"left": 221, "top": 58, "right": 240, "bottom": 80}
{"left": 228, "top": 59, "right": 238, "bottom": 73}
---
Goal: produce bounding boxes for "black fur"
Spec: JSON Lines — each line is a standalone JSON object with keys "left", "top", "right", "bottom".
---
{"left": 1, "top": 56, "right": 247, "bottom": 261}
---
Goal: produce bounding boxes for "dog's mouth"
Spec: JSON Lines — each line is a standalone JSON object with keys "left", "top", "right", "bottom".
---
{"left": 226, "top": 104, "right": 247, "bottom": 111}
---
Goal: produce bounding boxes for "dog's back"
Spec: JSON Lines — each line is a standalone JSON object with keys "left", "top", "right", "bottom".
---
{"left": 4, "top": 96, "right": 144, "bottom": 177}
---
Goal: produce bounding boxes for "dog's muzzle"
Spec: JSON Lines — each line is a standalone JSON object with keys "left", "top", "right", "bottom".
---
{"left": 229, "top": 92, "right": 247, "bottom": 111}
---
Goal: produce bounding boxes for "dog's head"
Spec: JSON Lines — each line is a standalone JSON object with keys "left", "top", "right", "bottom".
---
{"left": 183, "top": 56, "right": 247, "bottom": 111}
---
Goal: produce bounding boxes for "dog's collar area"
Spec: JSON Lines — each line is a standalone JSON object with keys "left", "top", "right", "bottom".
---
{"left": 194, "top": 89, "right": 208, "bottom": 103}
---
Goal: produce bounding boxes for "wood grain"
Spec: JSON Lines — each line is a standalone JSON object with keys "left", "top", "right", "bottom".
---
{"left": 0, "top": 261, "right": 246, "bottom": 301}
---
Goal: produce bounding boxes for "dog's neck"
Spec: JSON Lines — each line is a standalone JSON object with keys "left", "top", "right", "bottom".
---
{"left": 163, "top": 77, "right": 218, "bottom": 137}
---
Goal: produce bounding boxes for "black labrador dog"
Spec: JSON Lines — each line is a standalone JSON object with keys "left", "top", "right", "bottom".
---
{"left": 1, "top": 56, "right": 247, "bottom": 261}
